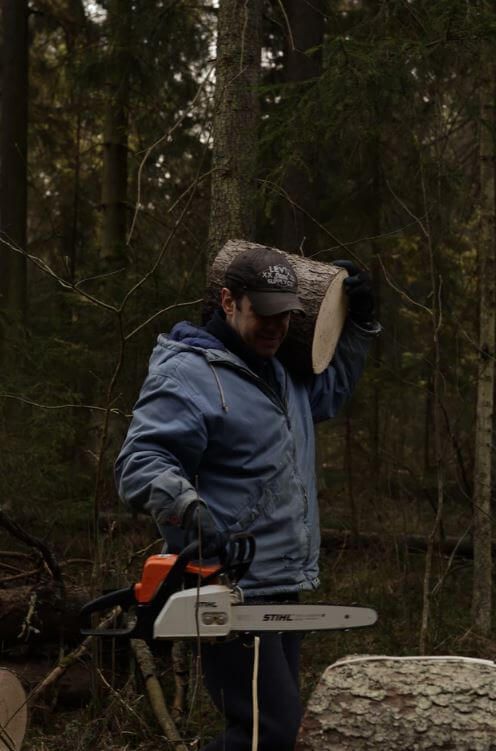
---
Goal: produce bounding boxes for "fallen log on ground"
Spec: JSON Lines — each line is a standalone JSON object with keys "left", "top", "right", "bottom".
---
{"left": 320, "top": 528, "right": 478, "bottom": 558}
{"left": 0, "top": 583, "right": 88, "bottom": 643}
{"left": 297, "top": 655, "right": 496, "bottom": 751}
{"left": 1, "top": 659, "right": 91, "bottom": 708}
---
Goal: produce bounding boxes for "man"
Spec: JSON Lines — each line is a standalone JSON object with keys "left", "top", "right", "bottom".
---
{"left": 115, "top": 247, "right": 380, "bottom": 750}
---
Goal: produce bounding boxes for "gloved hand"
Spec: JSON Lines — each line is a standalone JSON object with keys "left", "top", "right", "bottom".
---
{"left": 182, "top": 501, "right": 227, "bottom": 557}
{"left": 333, "top": 260, "right": 374, "bottom": 326}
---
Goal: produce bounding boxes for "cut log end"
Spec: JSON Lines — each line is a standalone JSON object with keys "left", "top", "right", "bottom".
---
{"left": 311, "top": 270, "right": 347, "bottom": 374}
{"left": 0, "top": 668, "right": 27, "bottom": 751}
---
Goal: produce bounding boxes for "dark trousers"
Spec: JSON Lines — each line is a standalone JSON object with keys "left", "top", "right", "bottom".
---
{"left": 199, "top": 632, "right": 303, "bottom": 750}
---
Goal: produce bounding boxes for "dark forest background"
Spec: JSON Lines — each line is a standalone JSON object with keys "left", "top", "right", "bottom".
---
{"left": 1, "top": 1, "right": 496, "bottom": 748}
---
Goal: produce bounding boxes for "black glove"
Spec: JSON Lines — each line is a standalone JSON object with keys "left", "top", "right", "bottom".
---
{"left": 333, "top": 260, "right": 374, "bottom": 326}
{"left": 182, "top": 502, "right": 227, "bottom": 558}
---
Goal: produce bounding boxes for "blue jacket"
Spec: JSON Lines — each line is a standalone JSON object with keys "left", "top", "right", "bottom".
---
{"left": 115, "top": 318, "right": 376, "bottom": 596}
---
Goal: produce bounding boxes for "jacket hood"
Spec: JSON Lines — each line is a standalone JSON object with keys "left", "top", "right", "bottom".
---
{"left": 168, "top": 320, "right": 225, "bottom": 351}
{"left": 149, "top": 321, "right": 231, "bottom": 375}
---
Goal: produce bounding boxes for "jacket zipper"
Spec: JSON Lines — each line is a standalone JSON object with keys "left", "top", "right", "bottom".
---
{"left": 211, "top": 358, "right": 311, "bottom": 561}
{"left": 210, "top": 359, "right": 288, "bottom": 414}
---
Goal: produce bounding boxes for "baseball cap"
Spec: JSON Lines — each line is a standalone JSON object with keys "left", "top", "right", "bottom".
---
{"left": 225, "top": 247, "right": 305, "bottom": 316}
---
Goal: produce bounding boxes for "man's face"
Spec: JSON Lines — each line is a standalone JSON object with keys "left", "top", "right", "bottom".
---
{"left": 221, "top": 290, "right": 291, "bottom": 358}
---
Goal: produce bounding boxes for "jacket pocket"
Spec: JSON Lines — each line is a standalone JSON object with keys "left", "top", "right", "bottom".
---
{"left": 226, "top": 486, "right": 278, "bottom": 533}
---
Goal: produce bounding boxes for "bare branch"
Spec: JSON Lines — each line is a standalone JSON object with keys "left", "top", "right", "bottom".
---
{"left": 376, "top": 255, "right": 432, "bottom": 316}
{"left": 0, "top": 234, "right": 118, "bottom": 312}
{"left": 0, "top": 509, "right": 64, "bottom": 591}
{"left": 385, "top": 180, "right": 429, "bottom": 238}
{"left": 277, "top": 0, "right": 296, "bottom": 51}
{"left": 124, "top": 298, "right": 202, "bottom": 341}
{"left": 0, "top": 393, "right": 128, "bottom": 416}
{"left": 127, "top": 64, "right": 215, "bottom": 245}
{"left": 120, "top": 162, "right": 215, "bottom": 312}
{"left": 258, "top": 178, "right": 367, "bottom": 266}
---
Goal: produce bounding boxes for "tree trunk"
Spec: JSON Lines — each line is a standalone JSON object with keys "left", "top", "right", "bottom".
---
{"left": 278, "top": 0, "right": 324, "bottom": 253}
{"left": 204, "top": 239, "right": 348, "bottom": 375}
{"left": 100, "top": 0, "right": 130, "bottom": 263}
{"left": 207, "top": 0, "right": 262, "bottom": 263}
{"left": 297, "top": 656, "right": 496, "bottom": 751}
{"left": 472, "top": 54, "right": 496, "bottom": 636}
{"left": 0, "top": 0, "right": 29, "bottom": 325}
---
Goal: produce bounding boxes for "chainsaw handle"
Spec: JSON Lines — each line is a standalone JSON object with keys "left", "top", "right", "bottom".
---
{"left": 214, "top": 533, "right": 255, "bottom": 584}
{"left": 80, "top": 534, "right": 256, "bottom": 640}
{"left": 80, "top": 585, "right": 137, "bottom": 637}
{"left": 79, "top": 541, "right": 205, "bottom": 639}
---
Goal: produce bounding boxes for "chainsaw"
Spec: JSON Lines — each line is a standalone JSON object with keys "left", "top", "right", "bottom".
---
{"left": 81, "top": 535, "right": 377, "bottom": 641}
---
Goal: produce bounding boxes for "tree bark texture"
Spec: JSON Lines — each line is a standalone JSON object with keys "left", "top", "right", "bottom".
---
{"left": 297, "top": 656, "right": 496, "bottom": 751}
{"left": 100, "top": 0, "right": 130, "bottom": 263}
{"left": 0, "top": 584, "right": 88, "bottom": 644}
{"left": 204, "top": 239, "right": 348, "bottom": 375}
{"left": 472, "top": 54, "right": 496, "bottom": 636}
{"left": 0, "top": 0, "right": 28, "bottom": 323}
{"left": 278, "top": 0, "right": 325, "bottom": 253}
{"left": 207, "top": 0, "right": 262, "bottom": 262}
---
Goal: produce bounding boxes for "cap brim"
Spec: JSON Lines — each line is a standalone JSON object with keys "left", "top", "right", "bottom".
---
{"left": 247, "top": 291, "right": 305, "bottom": 316}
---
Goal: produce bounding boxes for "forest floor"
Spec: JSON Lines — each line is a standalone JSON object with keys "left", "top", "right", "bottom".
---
{"left": 1, "top": 475, "right": 493, "bottom": 750}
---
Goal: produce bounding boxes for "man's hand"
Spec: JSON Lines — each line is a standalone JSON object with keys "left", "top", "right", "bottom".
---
{"left": 333, "top": 260, "right": 374, "bottom": 327}
{"left": 182, "top": 501, "right": 227, "bottom": 557}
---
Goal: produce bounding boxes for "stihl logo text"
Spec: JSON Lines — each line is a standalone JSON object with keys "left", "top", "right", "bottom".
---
{"left": 262, "top": 614, "right": 293, "bottom": 621}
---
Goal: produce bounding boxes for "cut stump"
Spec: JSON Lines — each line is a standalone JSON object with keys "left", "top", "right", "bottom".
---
{"left": 204, "top": 239, "right": 348, "bottom": 376}
{"left": 297, "top": 655, "right": 496, "bottom": 751}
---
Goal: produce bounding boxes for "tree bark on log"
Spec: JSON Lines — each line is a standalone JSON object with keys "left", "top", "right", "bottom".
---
{"left": 297, "top": 656, "right": 496, "bottom": 751}
{"left": 0, "top": 584, "right": 88, "bottom": 643}
{"left": 204, "top": 239, "right": 348, "bottom": 376}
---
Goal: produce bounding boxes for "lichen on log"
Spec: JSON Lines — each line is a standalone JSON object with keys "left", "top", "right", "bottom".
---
{"left": 297, "top": 655, "right": 496, "bottom": 751}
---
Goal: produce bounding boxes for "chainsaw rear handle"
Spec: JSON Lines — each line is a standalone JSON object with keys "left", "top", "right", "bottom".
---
{"left": 80, "top": 533, "right": 255, "bottom": 640}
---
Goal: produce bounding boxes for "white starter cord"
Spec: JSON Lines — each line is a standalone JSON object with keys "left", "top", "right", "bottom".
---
{"left": 251, "top": 635, "right": 260, "bottom": 751}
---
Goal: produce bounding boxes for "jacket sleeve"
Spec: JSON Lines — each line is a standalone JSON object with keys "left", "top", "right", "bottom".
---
{"left": 306, "top": 319, "right": 380, "bottom": 423}
{"left": 114, "top": 371, "right": 208, "bottom": 530}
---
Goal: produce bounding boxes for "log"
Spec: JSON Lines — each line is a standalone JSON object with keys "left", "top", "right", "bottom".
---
{"left": 0, "top": 668, "right": 27, "bottom": 751}
{"left": 0, "top": 583, "right": 88, "bottom": 643}
{"left": 320, "top": 528, "right": 479, "bottom": 559}
{"left": 1, "top": 660, "right": 91, "bottom": 708}
{"left": 297, "top": 655, "right": 496, "bottom": 751}
{"left": 204, "top": 239, "right": 348, "bottom": 376}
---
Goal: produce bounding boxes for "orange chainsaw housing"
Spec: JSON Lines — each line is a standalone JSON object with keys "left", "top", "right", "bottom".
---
{"left": 133, "top": 555, "right": 222, "bottom": 604}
